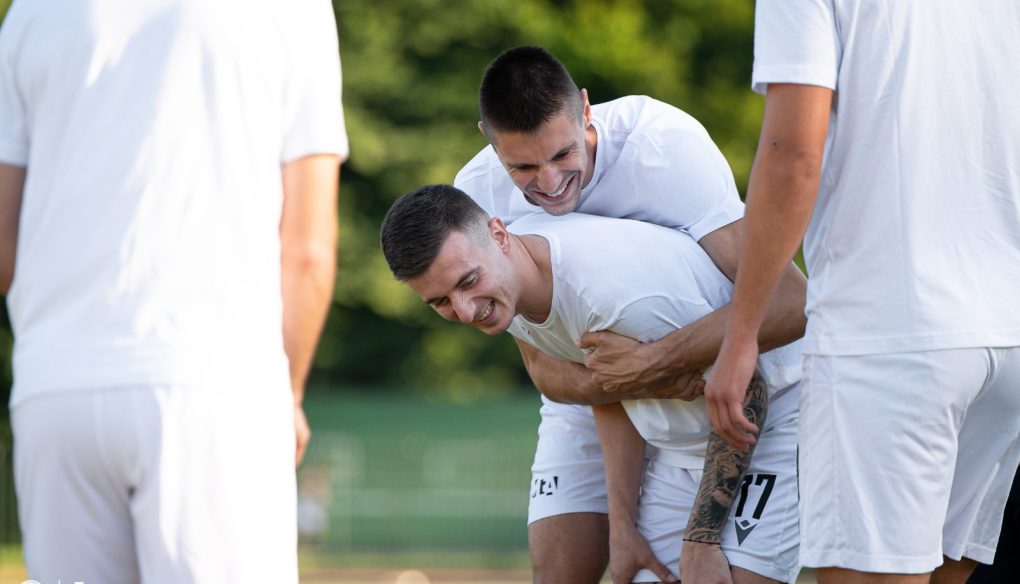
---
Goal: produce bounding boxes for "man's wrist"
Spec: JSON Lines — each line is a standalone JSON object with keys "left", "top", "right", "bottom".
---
{"left": 609, "top": 511, "right": 637, "bottom": 526}
{"left": 682, "top": 536, "right": 721, "bottom": 546}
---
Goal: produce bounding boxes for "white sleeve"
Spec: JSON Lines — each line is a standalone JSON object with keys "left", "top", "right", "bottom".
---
{"left": 662, "top": 132, "right": 745, "bottom": 242}
{"left": 281, "top": 0, "right": 349, "bottom": 163}
{"left": 454, "top": 147, "right": 500, "bottom": 216}
{"left": 0, "top": 13, "right": 28, "bottom": 166}
{"left": 752, "top": 0, "right": 840, "bottom": 95}
{"left": 623, "top": 128, "right": 744, "bottom": 242}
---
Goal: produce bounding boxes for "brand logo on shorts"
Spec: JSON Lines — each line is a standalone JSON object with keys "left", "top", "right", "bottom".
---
{"left": 734, "top": 519, "right": 758, "bottom": 545}
{"left": 732, "top": 473, "right": 777, "bottom": 546}
{"left": 531, "top": 475, "right": 559, "bottom": 498}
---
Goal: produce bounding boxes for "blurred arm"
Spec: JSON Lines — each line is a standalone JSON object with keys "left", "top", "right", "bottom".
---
{"left": 280, "top": 153, "right": 341, "bottom": 465}
{"left": 0, "top": 163, "right": 26, "bottom": 294}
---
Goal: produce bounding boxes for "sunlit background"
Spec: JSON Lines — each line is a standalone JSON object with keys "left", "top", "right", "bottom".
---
{"left": 0, "top": 1, "right": 805, "bottom": 581}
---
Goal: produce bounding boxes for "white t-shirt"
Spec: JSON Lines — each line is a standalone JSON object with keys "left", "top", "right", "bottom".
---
{"left": 455, "top": 95, "right": 745, "bottom": 241}
{"left": 507, "top": 213, "right": 802, "bottom": 469}
{"left": 0, "top": 0, "right": 349, "bottom": 406}
{"left": 753, "top": 0, "right": 1020, "bottom": 356}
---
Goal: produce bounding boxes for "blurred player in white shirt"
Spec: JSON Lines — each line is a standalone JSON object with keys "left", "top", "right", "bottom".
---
{"left": 0, "top": 1, "right": 348, "bottom": 581}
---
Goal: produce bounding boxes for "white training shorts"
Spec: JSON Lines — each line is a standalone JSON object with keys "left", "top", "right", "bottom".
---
{"left": 799, "top": 347, "right": 1020, "bottom": 573}
{"left": 633, "top": 385, "right": 801, "bottom": 584}
{"left": 12, "top": 384, "right": 298, "bottom": 584}
{"left": 528, "top": 398, "right": 608, "bottom": 524}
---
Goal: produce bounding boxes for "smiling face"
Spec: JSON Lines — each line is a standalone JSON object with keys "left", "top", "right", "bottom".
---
{"left": 405, "top": 224, "right": 522, "bottom": 336}
{"left": 486, "top": 94, "right": 597, "bottom": 216}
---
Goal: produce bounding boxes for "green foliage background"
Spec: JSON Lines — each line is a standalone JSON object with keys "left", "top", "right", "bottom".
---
{"left": 0, "top": 0, "right": 764, "bottom": 402}
{"left": 324, "top": 0, "right": 763, "bottom": 398}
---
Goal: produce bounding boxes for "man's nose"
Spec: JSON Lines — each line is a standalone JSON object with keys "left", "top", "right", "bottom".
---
{"left": 535, "top": 165, "right": 560, "bottom": 193}
{"left": 451, "top": 294, "right": 474, "bottom": 324}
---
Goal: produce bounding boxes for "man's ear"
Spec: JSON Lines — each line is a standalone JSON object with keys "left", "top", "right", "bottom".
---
{"left": 478, "top": 121, "right": 492, "bottom": 144}
{"left": 580, "top": 88, "right": 592, "bottom": 127}
{"left": 489, "top": 217, "right": 511, "bottom": 252}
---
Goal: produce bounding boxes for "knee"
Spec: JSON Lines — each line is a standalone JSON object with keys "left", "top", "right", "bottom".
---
{"left": 930, "top": 556, "right": 978, "bottom": 584}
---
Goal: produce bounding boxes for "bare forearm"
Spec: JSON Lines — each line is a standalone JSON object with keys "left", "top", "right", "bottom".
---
{"left": 282, "top": 248, "right": 335, "bottom": 401}
{"left": 582, "top": 264, "right": 805, "bottom": 397}
{"left": 644, "top": 264, "right": 806, "bottom": 373}
{"left": 538, "top": 363, "right": 617, "bottom": 405}
{"left": 685, "top": 374, "right": 768, "bottom": 543}
{"left": 515, "top": 338, "right": 618, "bottom": 405}
{"left": 280, "top": 155, "right": 340, "bottom": 402}
{"left": 726, "top": 84, "right": 830, "bottom": 346}
{"left": 727, "top": 184, "right": 814, "bottom": 349}
{"left": 592, "top": 402, "right": 646, "bottom": 525}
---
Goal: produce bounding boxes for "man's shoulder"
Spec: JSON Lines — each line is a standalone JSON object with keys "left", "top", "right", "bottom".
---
{"left": 453, "top": 143, "right": 528, "bottom": 219}
{"left": 453, "top": 144, "right": 500, "bottom": 186}
{"left": 513, "top": 213, "right": 693, "bottom": 256}
{"left": 593, "top": 95, "right": 705, "bottom": 139}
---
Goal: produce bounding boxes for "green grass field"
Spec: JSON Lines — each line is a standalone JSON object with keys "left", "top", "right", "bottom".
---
{"left": 1, "top": 391, "right": 822, "bottom": 582}
{"left": 298, "top": 389, "right": 541, "bottom": 554}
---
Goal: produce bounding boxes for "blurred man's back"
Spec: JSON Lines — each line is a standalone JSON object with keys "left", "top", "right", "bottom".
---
{"left": 0, "top": 1, "right": 348, "bottom": 581}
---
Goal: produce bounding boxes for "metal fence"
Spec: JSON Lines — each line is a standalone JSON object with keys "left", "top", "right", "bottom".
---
{"left": 0, "top": 391, "right": 542, "bottom": 553}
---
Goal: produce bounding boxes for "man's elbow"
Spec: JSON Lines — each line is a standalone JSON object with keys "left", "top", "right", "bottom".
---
{"left": 763, "top": 266, "right": 808, "bottom": 345}
{"left": 536, "top": 386, "right": 586, "bottom": 406}
{"left": 760, "top": 149, "right": 824, "bottom": 209}
{"left": 282, "top": 241, "right": 336, "bottom": 280}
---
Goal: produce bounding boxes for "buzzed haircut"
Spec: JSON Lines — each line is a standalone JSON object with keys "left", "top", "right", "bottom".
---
{"left": 479, "top": 45, "right": 582, "bottom": 135}
{"left": 380, "top": 184, "right": 490, "bottom": 281}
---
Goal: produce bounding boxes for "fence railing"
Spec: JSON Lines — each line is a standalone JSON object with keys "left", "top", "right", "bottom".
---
{"left": 0, "top": 391, "right": 541, "bottom": 553}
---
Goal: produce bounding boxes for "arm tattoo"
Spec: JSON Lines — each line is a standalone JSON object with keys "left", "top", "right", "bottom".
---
{"left": 684, "top": 372, "right": 769, "bottom": 544}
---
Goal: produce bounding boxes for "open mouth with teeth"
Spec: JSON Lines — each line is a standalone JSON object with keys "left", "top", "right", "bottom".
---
{"left": 543, "top": 175, "right": 573, "bottom": 199}
{"left": 529, "top": 174, "right": 577, "bottom": 205}
{"left": 474, "top": 300, "right": 494, "bottom": 324}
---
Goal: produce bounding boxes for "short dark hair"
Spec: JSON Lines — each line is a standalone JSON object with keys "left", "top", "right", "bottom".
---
{"left": 479, "top": 46, "right": 581, "bottom": 135}
{"left": 380, "top": 184, "right": 490, "bottom": 281}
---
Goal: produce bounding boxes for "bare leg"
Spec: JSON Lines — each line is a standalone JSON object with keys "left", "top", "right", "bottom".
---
{"left": 529, "top": 512, "right": 609, "bottom": 584}
{"left": 930, "top": 556, "right": 977, "bottom": 584}
{"left": 731, "top": 565, "right": 784, "bottom": 584}
{"left": 816, "top": 568, "right": 930, "bottom": 584}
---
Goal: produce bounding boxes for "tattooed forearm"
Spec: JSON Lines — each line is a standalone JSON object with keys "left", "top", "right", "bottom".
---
{"left": 684, "top": 372, "right": 769, "bottom": 544}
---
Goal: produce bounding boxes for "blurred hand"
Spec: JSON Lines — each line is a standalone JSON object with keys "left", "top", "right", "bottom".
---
{"left": 680, "top": 540, "right": 732, "bottom": 584}
{"left": 578, "top": 331, "right": 677, "bottom": 395}
{"left": 704, "top": 336, "right": 759, "bottom": 451}
{"left": 609, "top": 525, "right": 678, "bottom": 584}
{"left": 294, "top": 404, "right": 311, "bottom": 466}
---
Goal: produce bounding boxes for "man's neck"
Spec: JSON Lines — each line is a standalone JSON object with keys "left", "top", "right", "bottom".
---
{"left": 513, "top": 233, "right": 554, "bottom": 323}
{"left": 582, "top": 122, "right": 599, "bottom": 188}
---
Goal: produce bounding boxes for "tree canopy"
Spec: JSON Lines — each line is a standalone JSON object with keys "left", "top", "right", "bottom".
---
{"left": 0, "top": 0, "right": 766, "bottom": 402}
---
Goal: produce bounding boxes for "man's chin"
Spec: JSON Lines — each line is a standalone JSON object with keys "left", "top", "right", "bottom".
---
{"left": 542, "top": 199, "right": 578, "bottom": 216}
{"left": 522, "top": 191, "right": 579, "bottom": 216}
{"left": 475, "top": 319, "right": 513, "bottom": 336}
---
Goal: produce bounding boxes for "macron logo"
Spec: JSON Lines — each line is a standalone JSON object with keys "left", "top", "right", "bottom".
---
{"left": 734, "top": 519, "right": 757, "bottom": 545}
